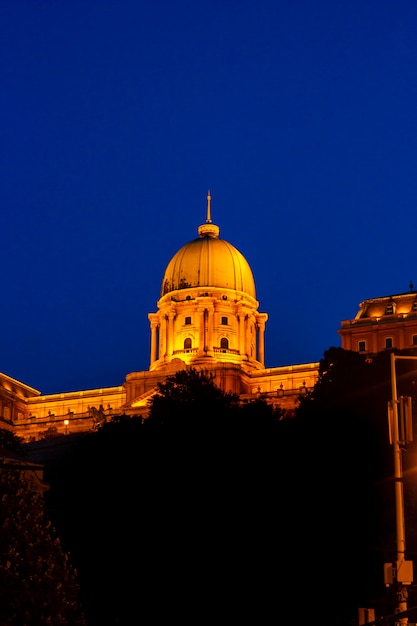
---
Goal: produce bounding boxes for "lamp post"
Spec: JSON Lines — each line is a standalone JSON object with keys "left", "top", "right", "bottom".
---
{"left": 64, "top": 419, "right": 69, "bottom": 435}
{"left": 388, "top": 353, "right": 416, "bottom": 624}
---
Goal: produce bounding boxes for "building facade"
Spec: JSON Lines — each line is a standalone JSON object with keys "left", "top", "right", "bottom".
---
{"left": 3, "top": 193, "right": 321, "bottom": 441}
{"left": 339, "top": 287, "right": 417, "bottom": 354}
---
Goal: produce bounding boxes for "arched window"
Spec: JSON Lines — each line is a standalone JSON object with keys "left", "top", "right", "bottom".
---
{"left": 220, "top": 337, "right": 228, "bottom": 352}
{"left": 184, "top": 338, "right": 192, "bottom": 350}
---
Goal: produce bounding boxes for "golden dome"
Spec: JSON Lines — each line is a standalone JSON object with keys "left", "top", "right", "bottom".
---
{"left": 161, "top": 192, "right": 256, "bottom": 299}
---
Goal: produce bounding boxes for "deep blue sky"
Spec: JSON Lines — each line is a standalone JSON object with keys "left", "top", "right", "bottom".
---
{"left": 2, "top": 0, "right": 417, "bottom": 394}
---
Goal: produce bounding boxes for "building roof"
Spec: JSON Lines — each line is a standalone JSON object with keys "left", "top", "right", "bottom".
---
{"left": 353, "top": 290, "right": 417, "bottom": 321}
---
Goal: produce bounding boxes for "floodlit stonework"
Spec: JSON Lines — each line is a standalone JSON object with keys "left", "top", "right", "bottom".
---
{"left": 3, "top": 193, "right": 321, "bottom": 441}
{"left": 339, "top": 287, "right": 417, "bottom": 354}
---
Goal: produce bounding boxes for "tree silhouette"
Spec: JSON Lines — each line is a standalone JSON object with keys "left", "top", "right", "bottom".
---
{"left": 33, "top": 351, "right": 417, "bottom": 624}
{"left": 146, "top": 367, "right": 239, "bottom": 432}
{"left": 0, "top": 427, "right": 25, "bottom": 454}
{"left": 0, "top": 468, "right": 86, "bottom": 625}
{"left": 294, "top": 347, "right": 397, "bottom": 622}
{"left": 41, "top": 369, "right": 307, "bottom": 624}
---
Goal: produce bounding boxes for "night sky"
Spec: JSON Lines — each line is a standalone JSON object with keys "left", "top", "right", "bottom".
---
{"left": 2, "top": 0, "right": 417, "bottom": 394}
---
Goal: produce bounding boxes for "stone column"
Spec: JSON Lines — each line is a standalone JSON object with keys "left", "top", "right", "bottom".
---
{"left": 198, "top": 307, "right": 206, "bottom": 353}
{"left": 206, "top": 306, "right": 215, "bottom": 353}
{"left": 245, "top": 315, "right": 252, "bottom": 360}
{"left": 239, "top": 310, "right": 247, "bottom": 358}
{"left": 150, "top": 321, "right": 158, "bottom": 366}
{"left": 256, "top": 313, "right": 268, "bottom": 365}
{"left": 160, "top": 315, "right": 167, "bottom": 358}
{"left": 258, "top": 320, "right": 265, "bottom": 365}
{"left": 167, "top": 311, "right": 175, "bottom": 357}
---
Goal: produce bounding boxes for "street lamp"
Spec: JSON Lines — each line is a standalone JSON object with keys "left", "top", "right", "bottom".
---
{"left": 64, "top": 419, "right": 69, "bottom": 435}
{"left": 385, "top": 352, "right": 416, "bottom": 624}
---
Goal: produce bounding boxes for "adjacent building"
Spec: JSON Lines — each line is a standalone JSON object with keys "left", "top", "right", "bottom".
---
{"left": 339, "top": 286, "right": 417, "bottom": 354}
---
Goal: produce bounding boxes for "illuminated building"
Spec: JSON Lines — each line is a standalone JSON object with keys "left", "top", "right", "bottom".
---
{"left": 1, "top": 193, "right": 319, "bottom": 441}
{"left": 339, "top": 285, "right": 417, "bottom": 354}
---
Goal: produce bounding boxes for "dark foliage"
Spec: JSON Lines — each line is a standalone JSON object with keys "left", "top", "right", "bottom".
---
{"left": 0, "top": 427, "right": 26, "bottom": 454}
{"left": 294, "top": 347, "right": 417, "bottom": 622}
{"left": 0, "top": 469, "right": 86, "bottom": 625}
{"left": 36, "top": 356, "right": 417, "bottom": 625}
{"left": 42, "top": 370, "right": 301, "bottom": 624}
{"left": 146, "top": 367, "right": 240, "bottom": 432}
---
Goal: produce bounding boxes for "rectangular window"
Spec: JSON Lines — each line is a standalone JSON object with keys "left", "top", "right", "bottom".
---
{"left": 221, "top": 316, "right": 228, "bottom": 325}
{"left": 412, "top": 335, "right": 417, "bottom": 346}
{"left": 358, "top": 341, "right": 366, "bottom": 352}
{"left": 385, "top": 304, "right": 394, "bottom": 315}
{"left": 385, "top": 337, "right": 393, "bottom": 349}
{"left": 185, "top": 316, "right": 191, "bottom": 325}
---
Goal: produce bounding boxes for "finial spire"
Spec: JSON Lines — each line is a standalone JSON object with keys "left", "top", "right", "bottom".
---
{"left": 206, "top": 190, "right": 212, "bottom": 223}
{"left": 198, "top": 190, "right": 219, "bottom": 238}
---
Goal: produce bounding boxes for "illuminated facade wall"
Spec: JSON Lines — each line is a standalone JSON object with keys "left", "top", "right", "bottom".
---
{"left": 0, "top": 373, "right": 40, "bottom": 432}
{"left": 11, "top": 384, "right": 126, "bottom": 441}
{"left": 4, "top": 358, "right": 319, "bottom": 442}
{"left": 339, "top": 291, "right": 417, "bottom": 354}
{"left": 148, "top": 289, "right": 268, "bottom": 372}
{"left": 124, "top": 361, "right": 319, "bottom": 414}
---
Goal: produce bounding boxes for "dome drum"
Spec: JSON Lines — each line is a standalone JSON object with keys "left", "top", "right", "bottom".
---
{"left": 158, "top": 287, "right": 259, "bottom": 310}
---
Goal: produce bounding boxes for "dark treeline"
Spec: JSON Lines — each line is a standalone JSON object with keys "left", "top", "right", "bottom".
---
{"left": 0, "top": 429, "right": 87, "bottom": 625}
{"left": 28, "top": 351, "right": 417, "bottom": 624}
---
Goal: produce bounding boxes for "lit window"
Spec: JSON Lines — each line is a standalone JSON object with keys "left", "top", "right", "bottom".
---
{"left": 184, "top": 338, "right": 192, "bottom": 350}
{"left": 220, "top": 337, "right": 229, "bottom": 351}
{"left": 221, "top": 316, "right": 228, "bottom": 325}
{"left": 358, "top": 341, "right": 366, "bottom": 352}
{"left": 385, "top": 337, "right": 393, "bottom": 349}
{"left": 185, "top": 316, "right": 191, "bottom": 325}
